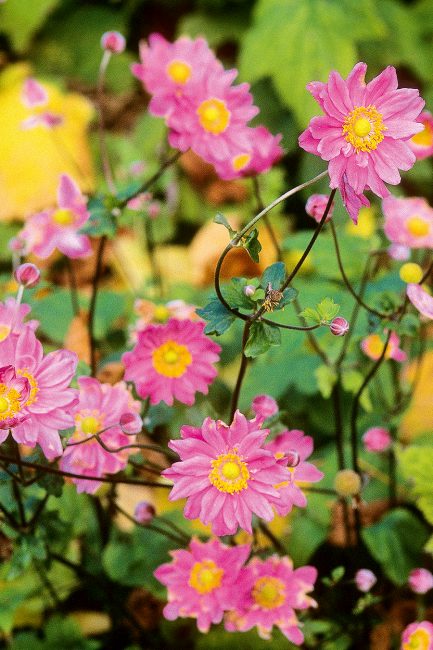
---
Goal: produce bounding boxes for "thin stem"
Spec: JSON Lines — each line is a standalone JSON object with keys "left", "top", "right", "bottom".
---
{"left": 118, "top": 150, "right": 182, "bottom": 209}
{"left": 88, "top": 235, "right": 107, "bottom": 376}
{"left": 293, "top": 296, "right": 329, "bottom": 364}
{"left": 258, "top": 522, "right": 286, "bottom": 554}
{"left": 66, "top": 257, "right": 80, "bottom": 317}
{"left": 252, "top": 176, "right": 282, "bottom": 261}
{"left": 331, "top": 381, "right": 345, "bottom": 470}
{"left": 229, "top": 322, "right": 251, "bottom": 421}
{"left": 145, "top": 216, "right": 163, "bottom": 296}
{"left": 97, "top": 50, "right": 116, "bottom": 194}
{"left": 115, "top": 504, "right": 187, "bottom": 546}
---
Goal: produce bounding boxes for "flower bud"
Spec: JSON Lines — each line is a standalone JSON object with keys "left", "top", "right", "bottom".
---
{"left": 244, "top": 284, "right": 256, "bottom": 297}
{"left": 305, "top": 194, "right": 334, "bottom": 223}
{"left": 286, "top": 450, "right": 300, "bottom": 468}
{"left": 134, "top": 501, "right": 155, "bottom": 525}
{"left": 388, "top": 243, "right": 410, "bottom": 261}
{"left": 362, "top": 427, "right": 392, "bottom": 453}
{"left": 334, "top": 469, "right": 362, "bottom": 497}
{"left": 120, "top": 412, "right": 142, "bottom": 435}
{"left": 400, "top": 262, "right": 423, "bottom": 284}
{"left": 408, "top": 568, "right": 433, "bottom": 594}
{"left": 252, "top": 394, "right": 279, "bottom": 420}
{"left": 355, "top": 569, "right": 377, "bottom": 593}
{"left": 101, "top": 31, "right": 126, "bottom": 54}
{"left": 14, "top": 263, "right": 40, "bottom": 288}
{"left": 330, "top": 317, "right": 349, "bottom": 336}
{"left": 148, "top": 201, "right": 161, "bottom": 219}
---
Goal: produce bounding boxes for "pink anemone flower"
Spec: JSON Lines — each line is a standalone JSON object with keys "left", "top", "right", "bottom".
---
{"left": 383, "top": 195, "right": 433, "bottom": 249}
{"left": 299, "top": 62, "right": 425, "bottom": 223}
{"left": 401, "top": 621, "right": 433, "bottom": 650}
{"left": 361, "top": 331, "right": 407, "bottom": 362}
{"left": 407, "top": 283, "right": 433, "bottom": 320}
{"left": 0, "top": 298, "right": 38, "bottom": 343}
{"left": 211, "top": 126, "right": 283, "bottom": 180}
{"left": 154, "top": 537, "right": 250, "bottom": 633}
{"left": 162, "top": 411, "right": 289, "bottom": 536}
{"left": 409, "top": 111, "right": 433, "bottom": 160}
{"left": 18, "top": 174, "right": 91, "bottom": 259}
{"left": 0, "top": 366, "right": 31, "bottom": 431}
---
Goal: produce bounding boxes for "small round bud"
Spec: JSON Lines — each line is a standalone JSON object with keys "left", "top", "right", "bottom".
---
{"left": 101, "top": 31, "right": 126, "bottom": 54}
{"left": 400, "top": 262, "right": 423, "bottom": 284}
{"left": 8, "top": 236, "right": 27, "bottom": 254}
{"left": 330, "top": 317, "right": 349, "bottom": 336}
{"left": 362, "top": 427, "right": 392, "bottom": 453}
{"left": 286, "top": 450, "right": 300, "bottom": 468}
{"left": 14, "top": 263, "right": 40, "bottom": 288}
{"left": 134, "top": 501, "right": 155, "bottom": 525}
{"left": 408, "top": 568, "right": 433, "bottom": 594}
{"left": 355, "top": 569, "right": 377, "bottom": 593}
{"left": 244, "top": 284, "right": 256, "bottom": 297}
{"left": 334, "top": 469, "right": 362, "bottom": 497}
{"left": 388, "top": 243, "right": 410, "bottom": 261}
{"left": 305, "top": 194, "right": 334, "bottom": 223}
{"left": 120, "top": 412, "right": 142, "bottom": 435}
{"left": 252, "top": 394, "right": 278, "bottom": 420}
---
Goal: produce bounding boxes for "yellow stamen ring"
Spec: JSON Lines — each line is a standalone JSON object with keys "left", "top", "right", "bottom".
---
{"left": 209, "top": 451, "right": 249, "bottom": 494}
{"left": 343, "top": 105, "right": 386, "bottom": 153}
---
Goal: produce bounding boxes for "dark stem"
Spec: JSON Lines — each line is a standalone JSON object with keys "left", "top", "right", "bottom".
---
{"left": 229, "top": 322, "right": 251, "bottom": 421}
{"left": 118, "top": 150, "right": 182, "bottom": 209}
{"left": 145, "top": 216, "right": 163, "bottom": 297}
{"left": 66, "top": 257, "right": 80, "bottom": 317}
{"left": 258, "top": 521, "right": 286, "bottom": 554}
{"left": 252, "top": 176, "right": 282, "bottom": 261}
{"left": 115, "top": 504, "right": 187, "bottom": 546}
{"left": 88, "top": 235, "right": 107, "bottom": 376}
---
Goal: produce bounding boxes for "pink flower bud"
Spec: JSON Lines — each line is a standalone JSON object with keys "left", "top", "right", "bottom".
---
{"left": 244, "top": 284, "right": 256, "bottom": 297}
{"left": 286, "top": 450, "right": 300, "bottom": 467}
{"left": 101, "top": 31, "right": 126, "bottom": 54}
{"left": 134, "top": 501, "right": 155, "bottom": 525}
{"left": 148, "top": 201, "right": 161, "bottom": 219}
{"left": 408, "top": 568, "right": 433, "bottom": 594}
{"left": 388, "top": 243, "right": 411, "bottom": 261}
{"left": 21, "top": 78, "right": 48, "bottom": 109}
{"left": 305, "top": 194, "right": 334, "bottom": 223}
{"left": 120, "top": 412, "right": 142, "bottom": 435}
{"left": 330, "top": 317, "right": 349, "bottom": 336}
{"left": 355, "top": 569, "right": 377, "bottom": 593}
{"left": 252, "top": 394, "right": 279, "bottom": 420}
{"left": 14, "top": 263, "right": 40, "bottom": 288}
{"left": 8, "top": 236, "right": 27, "bottom": 254}
{"left": 362, "top": 427, "right": 392, "bottom": 453}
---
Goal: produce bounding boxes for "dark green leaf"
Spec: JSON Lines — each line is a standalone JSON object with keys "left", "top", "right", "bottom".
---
{"left": 81, "top": 198, "right": 117, "bottom": 238}
{"left": 214, "top": 212, "right": 237, "bottom": 238}
{"left": 196, "top": 299, "right": 236, "bottom": 336}
{"left": 243, "top": 228, "right": 262, "bottom": 262}
{"left": 244, "top": 321, "right": 281, "bottom": 358}
{"left": 222, "top": 277, "right": 256, "bottom": 311}
{"left": 261, "top": 262, "right": 286, "bottom": 289}
{"left": 279, "top": 287, "right": 298, "bottom": 307}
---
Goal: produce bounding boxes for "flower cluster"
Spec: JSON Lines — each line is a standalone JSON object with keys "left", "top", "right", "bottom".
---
{"left": 132, "top": 34, "right": 282, "bottom": 180}
{"left": 130, "top": 298, "right": 200, "bottom": 343}
{"left": 401, "top": 620, "right": 433, "bottom": 650}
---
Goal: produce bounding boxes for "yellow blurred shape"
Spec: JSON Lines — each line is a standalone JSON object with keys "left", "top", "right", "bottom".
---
{"left": 400, "top": 348, "right": 433, "bottom": 441}
{"left": 346, "top": 206, "right": 376, "bottom": 238}
{"left": 0, "top": 63, "right": 95, "bottom": 221}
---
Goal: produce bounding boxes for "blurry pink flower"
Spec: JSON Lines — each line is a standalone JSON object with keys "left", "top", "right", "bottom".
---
{"left": 330, "top": 317, "right": 349, "bottom": 336}
{"left": 265, "top": 429, "right": 324, "bottom": 516}
{"left": 162, "top": 411, "right": 288, "bottom": 536}
{"left": 101, "top": 31, "right": 126, "bottom": 54}
{"left": 388, "top": 243, "right": 411, "bottom": 261}
{"left": 362, "top": 427, "right": 392, "bottom": 453}
{"left": 225, "top": 555, "right": 317, "bottom": 644}
{"left": 21, "top": 78, "right": 48, "bottom": 108}
{"left": 0, "top": 366, "right": 30, "bottom": 430}
{"left": 212, "top": 126, "right": 283, "bottom": 180}
{"left": 383, "top": 195, "right": 433, "bottom": 249}
{"left": 305, "top": 194, "right": 334, "bottom": 223}
{"left": 299, "top": 63, "right": 424, "bottom": 223}
{"left": 355, "top": 569, "right": 377, "bottom": 592}
{"left": 123, "top": 319, "right": 220, "bottom": 406}
{"left": 401, "top": 621, "right": 433, "bottom": 650}
{"left": 361, "top": 331, "right": 407, "bottom": 362}
{"left": 60, "top": 377, "right": 140, "bottom": 493}
{"left": 119, "top": 411, "right": 142, "bottom": 435}
{"left": 407, "top": 283, "right": 433, "bottom": 320}
{"left": 409, "top": 111, "right": 433, "bottom": 160}
{"left": 252, "top": 394, "right": 279, "bottom": 422}
{"left": 134, "top": 501, "right": 155, "bottom": 524}
{"left": 155, "top": 537, "right": 250, "bottom": 633}
{"left": 0, "top": 327, "right": 78, "bottom": 459}
{"left": 14, "top": 263, "right": 41, "bottom": 288}
{"left": 147, "top": 201, "right": 161, "bottom": 219}
{"left": 18, "top": 174, "right": 91, "bottom": 259}
{"left": 0, "top": 298, "right": 38, "bottom": 343}
{"left": 21, "top": 112, "right": 64, "bottom": 130}
{"left": 408, "top": 568, "right": 433, "bottom": 595}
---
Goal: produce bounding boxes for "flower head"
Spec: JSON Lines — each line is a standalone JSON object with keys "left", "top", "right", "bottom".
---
{"left": 0, "top": 366, "right": 30, "bottom": 429}
{"left": 407, "top": 283, "right": 433, "bottom": 320}
{"left": 401, "top": 621, "right": 433, "bottom": 650}
{"left": 362, "top": 427, "right": 392, "bottom": 453}
{"left": 383, "top": 195, "right": 433, "bottom": 250}
{"left": 409, "top": 111, "right": 433, "bottom": 160}
{"left": 330, "top": 316, "right": 349, "bottom": 336}
{"left": 305, "top": 194, "right": 334, "bottom": 223}
{"left": 123, "top": 319, "right": 220, "bottom": 406}
{"left": 251, "top": 394, "right": 279, "bottom": 422}
{"left": 408, "top": 568, "right": 433, "bottom": 595}
{"left": 0, "top": 297, "right": 38, "bottom": 343}
{"left": 14, "top": 263, "right": 41, "bottom": 288}
{"left": 361, "top": 331, "right": 407, "bottom": 362}
{"left": 299, "top": 63, "right": 424, "bottom": 223}
{"left": 162, "top": 411, "right": 288, "bottom": 536}
{"left": 101, "top": 31, "right": 126, "bottom": 54}
{"left": 211, "top": 126, "right": 283, "bottom": 180}
{"left": 355, "top": 569, "right": 377, "bottom": 592}
{"left": 225, "top": 555, "right": 317, "bottom": 644}
{"left": 155, "top": 537, "right": 250, "bottom": 633}
{"left": 18, "top": 174, "right": 91, "bottom": 259}
{"left": 134, "top": 501, "right": 155, "bottom": 524}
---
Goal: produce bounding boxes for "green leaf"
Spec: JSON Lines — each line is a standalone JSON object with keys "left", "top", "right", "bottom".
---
{"left": 398, "top": 446, "right": 433, "bottom": 551}
{"left": 214, "top": 212, "right": 237, "bottom": 238}
{"left": 341, "top": 369, "right": 372, "bottom": 412}
{"left": 0, "top": 0, "right": 59, "bottom": 51}
{"left": 196, "top": 299, "right": 236, "bottom": 336}
{"left": 81, "top": 198, "right": 117, "bottom": 238}
{"left": 317, "top": 298, "right": 340, "bottom": 322}
{"left": 222, "top": 277, "right": 257, "bottom": 311}
{"left": 260, "top": 262, "right": 286, "bottom": 289}
{"left": 315, "top": 365, "right": 337, "bottom": 399}
{"left": 398, "top": 313, "right": 420, "bottom": 338}
{"left": 243, "top": 228, "right": 262, "bottom": 263}
{"left": 244, "top": 322, "right": 281, "bottom": 358}
{"left": 37, "top": 472, "right": 64, "bottom": 498}
{"left": 299, "top": 307, "right": 321, "bottom": 324}
{"left": 362, "top": 508, "right": 429, "bottom": 584}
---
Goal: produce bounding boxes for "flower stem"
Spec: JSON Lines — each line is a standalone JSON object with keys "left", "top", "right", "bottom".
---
{"left": 88, "top": 235, "right": 107, "bottom": 376}
{"left": 97, "top": 50, "right": 116, "bottom": 194}
{"left": 229, "top": 322, "right": 251, "bottom": 421}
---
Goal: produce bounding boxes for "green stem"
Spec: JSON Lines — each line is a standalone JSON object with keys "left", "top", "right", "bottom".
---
{"left": 229, "top": 322, "right": 251, "bottom": 421}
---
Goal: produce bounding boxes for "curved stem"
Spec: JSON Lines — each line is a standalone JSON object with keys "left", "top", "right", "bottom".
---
{"left": 118, "top": 150, "right": 182, "bottom": 208}
{"left": 88, "top": 235, "right": 107, "bottom": 376}
{"left": 97, "top": 50, "right": 116, "bottom": 194}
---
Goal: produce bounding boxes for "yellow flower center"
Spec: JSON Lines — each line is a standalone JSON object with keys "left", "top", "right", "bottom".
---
{"left": 52, "top": 208, "right": 75, "bottom": 226}
{"left": 152, "top": 340, "right": 192, "bottom": 378}
{"left": 411, "top": 121, "right": 433, "bottom": 147}
{"left": 17, "top": 369, "right": 38, "bottom": 406}
{"left": 74, "top": 410, "right": 105, "bottom": 439}
{"left": 166, "top": 60, "right": 192, "bottom": 85}
{"left": 0, "top": 325, "right": 11, "bottom": 342}
{"left": 209, "top": 451, "right": 250, "bottom": 494}
{"left": 0, "top": 384, "right": 22, "bottom": 421}
{"left": 189, "top": 559, "right": 224, "bottom": 594}
{"left": 343, "top": 105, "right": 386, "bottom": 152}
{"left": 400, "top": 262, "right": 423, "bottom": 284}
{"left": 197, "top": 98, "right": 231, "bottom": 135}
{"left": 364, "top": 334, "right": 392, "bottom": 360}
{"left": 0, "top": 397, "right": 9, "bottom": 413}
{"left": 80, "top": 416, "right": 101, "bottom": 435}
{"left": 403, "top": 628, "right": 431, "bottom": 650}
{"left": 232, "top": 153, "right": 251, "bottom": 172}
{"left": 252, "top": 576, "right": 286, "bottom": 609}
{"left": 406, "top": 216, "right": 430, "bottom": 237}
{"left": 153, "top": 305, "right": 170, "bottom": 322}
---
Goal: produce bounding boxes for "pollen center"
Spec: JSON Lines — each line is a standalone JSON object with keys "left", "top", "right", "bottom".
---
{"left": 406, "top": 216, "right": 430, "bottom": 237}
{"left": 0, "top": 397, "right": 9, "bottom": 413}
{"left": 343, "top": 105, "right": 386, "bottom": 153}
{"left": 253, "top": 576, "right": 286, "bottom": 609}
{"left": 197, "top": 98, "right": 231, "bottom": 135}
{"left": 17, "top": 369, "right": 38, "bottom": 406}
{"left": 152, "top": 340, "right": 192, "bottom": 378}
{"left": 209, "top": 451, "right": 249, "bottom": 493}
{"left": 403, "top": 628, "right": 430, "bottom": 650}
{"left": 80, "top": 416, "right": 100, "bottom": 435}
{"left": 52, "top": 208, "right": 75, "bottom": 226}
{"left": 189, "top": 559, "right": 224, "bottom": 594}
{"left": 0, "top": 384, "right": 21, "bottom": 421}
{"left": 232, "top": 153, "right": 251, "bottom": 171}
{"left": 166, "top": 60, "right": 192, "bottom": 85}
{"left": 0, "top": 325, "right": 11, "bottom": 342}
{"left": 153, "top": 305, "right": 170, "bottom": 322}
{"left": 411, "top": 121, "right": 433, "bottom": 147}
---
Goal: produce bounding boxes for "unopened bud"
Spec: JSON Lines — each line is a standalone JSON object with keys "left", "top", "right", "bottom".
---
{"left": 120, "top": 412, "right": 142, "bottom": 435}
{"left": 134, "top": 501, "right": 155, "bottom": 525}
{"left": 355, "top": 569, "right": 377, "bottom": 593}
{"left": 334, "top": 469, "right": 362, "bottom": 497}
{"left": 14, "top": 263, "right": 40, "bottom": 288}
{"left": 286, "top": 450, "right": 300, "bottom": 468}
{"left": 330, "top": 317, "right": 349, "bottom": 336}
{"left": 408, "top": 568, "right": 433, "bottom": 594}
{"left": 388, "top": 243, "right": 410, "bottom": 261}
{"left": 101, "top": 31, "right": 126, "bottom": 54}
{"left": 244, "top": 285, "right": 256, "bottom": 297}
{"left": 305, "top": 194, "right": 334, "bottom": 223}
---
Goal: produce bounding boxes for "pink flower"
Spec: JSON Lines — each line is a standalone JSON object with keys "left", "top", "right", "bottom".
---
{"left": 119, "top": 412, "right": 142, "bottom": 435}
{"left": 134, "top": 501, "right": 155, "bottom": 524}
{"left": 251, "top": 395, "right": 279, "bottom": 422}
{"left": 132, "top": 34, "right": 218, "bottom": 119}
{"left": 101, "top": 31, "right": 126, "bottom": 54}
{"left": 162, "top": 411, "right": 289, "bottom": 536}
{"left": 123, "top": 319, "right": 220, "bottom": 406}
{"left": 383, "top": 195, "right": 433, "bottom": 249}
{"left": 407, "top": 283, "right": 433, "bottom": 320}
{"left": 264, "top": 429, "right": 324, "bottom": 516}
{"left": 0, "top": 298, "right": 38, "bottom": 343}
{"left": 299, "top": 63, "right": 424, "bottom": 223}
{"left": 362, "top": 427, "right": 392, "bottom": 453}
{"left": 409, "top": 111, "right": 433, "bottom": 160}
{"left": 388, "top": 243, "right": 411, "bottom": 261}
{"left": 21, "top": 78, "right": 48, "bottom": 108}
{"left": 329, "top": 317, "right": 349, "bottom": 336}
{"left": 21, "top": 112, "right": 64, "bottom": 130}
{"left": 0, "top": 327, "right": 78, "bottom": 459}
{"left": 155, "top": 537, "right": 250, "bottom": 633}
{"left": 18, "top": 174, "right": 91, "bottom": 259}
{"left": 60, "top": 377, "right": 140, "bottom": 493}
{"left": 305, "top": 194, "right": 334, "bottom": 223}
{"left": 401, "top": 621, "right": 433, "bottom": 650}
{"left": 0, "top": 366, "right": 30, "bottom": 429}
{"left": 355, "top": 569, "right": 377, "bottom": 592}
{"left": 225, "top": 555, "right": 317, "bottom": 644}
{"left": 14, "top": 263, "right": 41, "bottom": 288}
{"left": 211, "top": 126, "right": 283, "bottom": 180}
{"left": 361, "top": 331, "right": 407, "bottom": 362}
{"left": 408, "top": 568, "right": 433, "bottom": 595}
